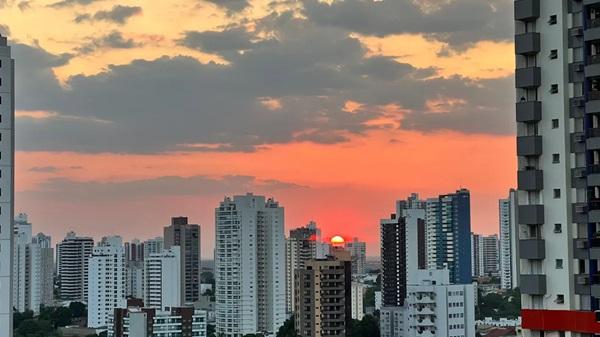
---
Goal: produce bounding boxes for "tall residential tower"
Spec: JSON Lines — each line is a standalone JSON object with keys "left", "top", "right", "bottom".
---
{"left": 214, "top": 194, "right": 286, "bottom": 337}
{"left": 499, "top": 190, "right": 519, "bottom": 290}
{"left": 0, "top": 33, "right": 15, "bottom": 337}
{"left": 515, "top": 0, "right": 600, "bottom": 334}
{"left": 164, "top": 217, "right": 201, "bottom": 303}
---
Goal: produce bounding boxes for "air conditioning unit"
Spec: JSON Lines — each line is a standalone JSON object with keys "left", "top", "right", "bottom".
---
{"left": 575, "top": 169, "right": 586, "bottom": 178}
{"left": 575, "top": 133, "right": 586, "bottom": 142}
{"left": 572, "top": 27, "right": 584, "bottom": 37}
{"left": 574, "top": 63, "right": 585, "bottom": 72}
{"left": 576, "top": 240, "right": 588, "bottom": 249}
{"left": 576, "top": 205, "right": 588, "bottom": 213}
{"left": 577, "top": 275, "right": 590, "bottom": 285}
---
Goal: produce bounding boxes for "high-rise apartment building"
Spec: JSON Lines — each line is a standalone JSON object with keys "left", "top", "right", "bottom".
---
{"left": 499, "top": 190, "right": 519, "bottom": 290}
{"left": 215, "top": 193, "right": 286, "bottom": 336}
{"left": 57, "top": 231, "right": 94, "bottom": 302}
{"left": 471, "top": 233, "right": 483, "bottom": 278}
{"left": 425, "top": 189, "right": 472, "bottom": 284}
{"left": 88, "top": 236, "right": 126, "bottom": 328}
{"left": 345, "top": 237, "right": 367, "bottom": 276}
{"left": 12, "top": 214, "right": 54, "bottom": 314}
{"left": 293, "top": 249, "right": 352, "bottom": 337}
{"left": 513, "top": 0, "right": 600, "bottom": 334}
{"left": 125, "top": 239, "right": 144, "bottom": 262}
{"left": 0, "top": 33, "right": 15, "bottom": 337}
{"left": 351, "top": 281, "right": 366, "bottom": 321}
{"left": 143, "top": 237, "right": 164, "bottom": 258}
{"left": 125, "top": 260, "right": 144, "bottom": 299}
{"left": 380, "top": 194, "right": 475, "bottom": 337}
{"left": 164, "top": 217, "right": 201, "bottom": 303}
{"left": 286, "top": 222, "right": 319, "bottom": 314}
{"left": 143, "top": 246, "right": 182, "bottom": 309}
{"left": 482, "top": 234, "right": 500, "bottom": 276}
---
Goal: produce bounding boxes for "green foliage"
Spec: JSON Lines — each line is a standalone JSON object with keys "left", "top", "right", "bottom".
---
{"left": 13, "top": 310, "right": 34, "bottom": 329}
{"left": 477, "top": 288, "right": 521, "bottom": 320}
{"left": 363, "top": 287, "right": 376, "bottom": 308}
{"left": 38, "top": 306, "right": 72, "bottom": 328}
{"left": 350, "top": 315, "right": 380, "bottom": 337}
{"left": 14, "top": 319, "right": 60, "bottom": 337}
{"left": 276, "top": 317, "right": 298, "bottom": 337}
{"left": 69, "top": 301, "right": 87, "bottom": 318}
{"left": 207, "top": 324, "right": 216, "bottom": 337}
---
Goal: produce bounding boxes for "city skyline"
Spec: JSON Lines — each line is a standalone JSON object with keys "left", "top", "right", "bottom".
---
{"left": 0, "top": 0, "right": 516, "bottom": 257}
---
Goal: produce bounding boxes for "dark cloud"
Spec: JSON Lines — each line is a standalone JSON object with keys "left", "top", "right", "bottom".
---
{"left": 75, "top": 5, "right": 142, "bottom": 24}
{"left": 203, "top": 0, "right": 250, "bottom": 14}
{"left": 29, "top": 166, "right": 60, "bottom": 173}
{"left": 21, "top": 175, "right": 304, "bottom": 201}
{"left": 13, "top": 12, "right": 513, "bottom": 153}
{"left": 17, "top": 1, "right": 31, "bottom": 11}
{"left": 49, "top": 0, "right": 99, "bottom": 8}
{"left": 302, "top": 0, "right": 513, "bottom": 50}
{"left": 77, "top": 31, "right": 139, "bottom": 54}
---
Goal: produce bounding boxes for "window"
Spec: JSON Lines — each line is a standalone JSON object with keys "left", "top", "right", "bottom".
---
{"left": 549, "top": 15, "right": 558, "bottom": 25}
{"left": 553, "top": 153, "right": 560, "bottom": 163}
{"left": 554, "top": 189, "right": 561, "bottom": 198}
{"left": 552, "top": 119, "right": 559, "bottom": 129}
{"left": 556, "top": 294, "right": 564, "bottom": 304}
{"left": 556, "top": 259, "right": 563, "bottom": 269}
{"left": 554, "top": 223, "right": 562, "bottom": 233}
{"left": 550, "top": 49, "right": 558, "bottom": 59}
{"left": 551, "top": 84, "right": 559, "bottom": 94}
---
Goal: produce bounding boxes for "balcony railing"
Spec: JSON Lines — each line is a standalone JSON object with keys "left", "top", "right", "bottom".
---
{"left": 591, "top": 91, "right": 600, "bottom": 101}
{"left": 591, "top": 18, "right": 600, "bottom": 29}
{"left": 589, "top": 128, "right": 600, "bottom": 138}
{"left": 590, "top": 164, "right": 600, "bottom": 174}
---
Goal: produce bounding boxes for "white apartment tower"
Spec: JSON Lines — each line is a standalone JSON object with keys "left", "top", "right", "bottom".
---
{"left": 345, "top": 237, "right": 367, "bottom": 276}
{"left": 514, "top": 0, "right": 600, "bottom": 335}
{"left": 12, "top": 214, "right": 54, "bottom": 314}
{"left": 142, "top": 236, "right": 164, "bottom": 259}
{"left": 57, "top": 231, "right": 94, "bottom": 302}
{"left": 88, "top": 236, "right": 126, "bottom": 328}
{"left": 499, "top": 190, "right": 519, "bottom": 290}
{"left": 215, "top": 193, "right": 286, "bottom": 337}
{"left": 0, "top": 33, "right": 15, "bottom": 337}
{"left": 143, "top": 246, "right": 182, "bottom": 309}
{"left": 351, "top": 281, "right": 365, "bottom": 320}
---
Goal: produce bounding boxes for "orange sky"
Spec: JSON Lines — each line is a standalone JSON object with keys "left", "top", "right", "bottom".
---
{"left": 2, "top": 0, "right": 516, "bottom": 256}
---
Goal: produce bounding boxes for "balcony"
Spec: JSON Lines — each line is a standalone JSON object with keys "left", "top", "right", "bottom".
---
{"left": 591, "top": 18, "right": 600, "bottom": 29}
{"left": 571, "top": 97, "right": 586, "bottom": 118}
{"left": 519, "top": 239, "right": 545, "bottom": 260}
{"left": 516, "top": 67, "right": 542, "bottom": 88}
{"left": 585, "top": 25, "right": 600, "bottom": 42}
{"left": 584, "top": 0, "right": 600, "bottom": 5}
{"left": 575, "top": 274, "right": 591, "bottom": 295}
{"left": 588, "top": 128, "right": 600, "bottom": 150}
{"left": 589, "top": 200, "right": 600, "bottom": 222}
{"left": 573, "top": 202, "right": 589, "bottom": 224}
{"left": 586, "top": 60, "right": 600, "bottom": 77}
{"left": 517, "top": 136, "right": 543, "bottom": 156}
{"left": 573, "top": 167, "right": 587, "bottom": 188}
{"left": 515, "top": 0, "right": 540, "bottom": 21}
{"left": 515, "top": 33, "right": 541, "bottom": 55}
{"left": 518, "top": 169, "right": 543, "bottom": 191}
{"left": 520, "top": 274, "right": 547, "bottom": 295}
{"left": 516, "top": 101, "right": 542, "bottom": 122}
{"left": 588, "top": 165, "right": 600, "bottom": 186}
{"left": 574, "top": 239, "right": 590, "bottom": 259}
{"left": 518, "top": 204, "right": 544, "bottom": 224}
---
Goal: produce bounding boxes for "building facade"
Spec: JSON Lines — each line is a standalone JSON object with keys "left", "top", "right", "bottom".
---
{"left": 215, "top": 193, "right": 286, "bottom": 336}
{"left": 143, "top": 237, "right": 164, "bottom": 259}
{"left": 471, "top": 233, "right": 483, "bottom": 278}
{"left": 350, "top": 281, "right": 365, "bottom": 321}
{"left": 0, "top": 33, "right": 15, "bottom": 337}
{"left": 426, "top": 189, "right": 472, "bottom": 285}
{"left": 499, "top": 190, "right": 519, "bottom": 290}
{"left": 88, "top": 236, "right": 126, "bottom": 328}
{"left": 286, "top": 222, "right": 319, "bottom": 314}
{"left": 143, "top": 246, "right": 182, "bottom": 309}
{"left": 164, "top": 217, "right": 201, "bottom": 304}
{"left": 57, "top": 231, "right": 94, "bottom": 302}
{"left": 345, "top": 237, "right": 367, "bottom": 276}
{"left": 482, "top": 234, "right": 500, "bottom": 276}
{"left": 108, "top": 299, "right": 207, "bottom": 337}
{"left": 293, "top": 250, "right": 352, "bottom": 337}
{"left": 512, "top": 0, "right": 600, "bottom": 335}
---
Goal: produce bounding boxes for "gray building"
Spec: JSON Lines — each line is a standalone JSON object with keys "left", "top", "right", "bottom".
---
{"left": 164, "top": 216, "right": 201, "bottom": 303}
{"left": 57, "top": 231, "right": 94, "bottom": 302}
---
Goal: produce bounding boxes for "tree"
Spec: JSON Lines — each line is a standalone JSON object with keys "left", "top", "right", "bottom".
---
{"left": 69, "top": 301, "right": 87, "bottom": 318}
{"left": 276, "top": 317, "right": 298, "bottom": 337}
{"left": 13, "top": 310, "right": 34, "bottom": 329}
{"left": 207, "top": 324, "right": 216, "bottom": 337}
{"left": 14, "top": 319, "right": 60, "bottom": 337}
{"left": 39, "top": 306, "right": 72, "bottom": 328}
{"left": 350, "top": 315, "right": 380, "bottom": 337}
{"left": 363, "top": 287, "right": 376, "bottom": 308}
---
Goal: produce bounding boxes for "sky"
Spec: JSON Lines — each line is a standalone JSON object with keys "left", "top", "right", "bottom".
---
{"left": 0, "top": 0, "right": 516, "bottom": 257}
